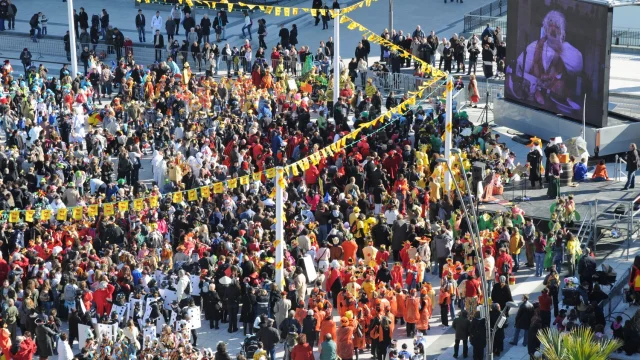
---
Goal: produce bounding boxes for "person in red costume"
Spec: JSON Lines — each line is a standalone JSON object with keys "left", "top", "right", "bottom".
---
{"left": 390, "top": 262, "right": 403, "bottom": 289}
{"left": 0, "top": 257, "right": 9, "bottom": 284}
{"left": 495, "top": 248, "right": 514, "bottom": 282}
{"left": 11, "top": 332, "right": 37, "bottom": 360}
{"left": 0, "top": 322, "right": 11, "bottom": 360}
{"left": 399, "top": 241, "right": 412, "bottom": 269}
{"left": 326, "top": 261, "right": 342, "bottom": 308}
{"left": 93, "top": 278, "right": 115, "bottom": 316}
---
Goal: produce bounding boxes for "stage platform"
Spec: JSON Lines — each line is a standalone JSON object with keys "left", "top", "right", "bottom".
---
{"left": 478, "top": 179, "right": 640, "bottom": 229}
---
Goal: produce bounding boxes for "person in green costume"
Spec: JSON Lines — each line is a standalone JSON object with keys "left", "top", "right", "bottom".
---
{"left": 544, "top": 235, "right": 555, "bottom": 270}
{"left": 478, "top": 212, "right": 493, "bottom": 231}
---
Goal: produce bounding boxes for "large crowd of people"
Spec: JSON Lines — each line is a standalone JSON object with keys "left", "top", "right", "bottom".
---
{"left": 2, "top": 2, "right": 640, "bottom": 360}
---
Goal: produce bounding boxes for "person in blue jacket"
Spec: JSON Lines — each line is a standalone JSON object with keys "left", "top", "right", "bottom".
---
{"left": 573, "top": 157, "right": 588, "bottom": 182}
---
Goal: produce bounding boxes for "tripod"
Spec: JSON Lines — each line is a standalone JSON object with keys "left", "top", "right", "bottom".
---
{"left": 514, "top": 174, "right": 530, "bottom": 202}
{"left": 477, "top": 79, "right": 494, "bottom": 126}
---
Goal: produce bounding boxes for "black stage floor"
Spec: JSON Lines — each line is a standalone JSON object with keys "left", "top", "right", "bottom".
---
{"left": 478, "top": 179, "right": 640, "bottom": 227}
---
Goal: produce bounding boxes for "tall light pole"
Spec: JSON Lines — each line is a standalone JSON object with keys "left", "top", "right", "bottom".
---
{"left": 66, "top": 0, "right": 78, "bottom": 76}
{"left": 389, "top": 0, "right": 394, "bottom": 32}
{"left": 333, "top": 10, "right": 341, "bottom": 108}
{"left": 274, "top": 167, "right": 285, "bottom": 290}
{"left": 444, "top": 76, "right": 453, "bottom": 193}
{"left": 436, "top": 156, "right": 493, "bottom": 359}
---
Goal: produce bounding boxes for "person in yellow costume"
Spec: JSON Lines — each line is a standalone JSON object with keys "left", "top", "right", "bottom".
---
{"left": 182, "top": 62, "right": 192, "bottom": 85}
{"left": 365, "top": 78, "right": 377, "bottom": 97}
{"left": 362, "top": 274, "right": 376, "bottom": 298}
{"left": 362, "top": 239, "right": 378, "bottom": 268}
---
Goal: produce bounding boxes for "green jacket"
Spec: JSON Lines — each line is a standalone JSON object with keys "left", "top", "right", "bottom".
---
{"left": 320, "top": 340, "right": 337, "bottom": 360}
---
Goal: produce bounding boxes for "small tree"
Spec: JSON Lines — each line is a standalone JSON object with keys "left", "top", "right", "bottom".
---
{"left": 537, "top": 327, "right": 622, "bottom": 360}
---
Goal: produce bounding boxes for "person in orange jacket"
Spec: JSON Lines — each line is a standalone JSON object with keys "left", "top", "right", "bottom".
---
{"left": 438, "top": 285, "right": 452, "bottom": 327}
{"left": 404, "top": 289, "right": 421, "bottom": 337}
{"left": 417, "top": 292, "right": 432, "bottom": 334}
{"left": 336, "top": 317, "right": 355, "bottom": 360}
{"left": 295, "top": 300, "right": 308, "bottom": 325}
{"left": 395, "top": 287, "right": 407, "bottom": 325}
{"left": 342, "top": 235, "right": 358, "bottom": 265}
{"left": 318, "top": 312, "right": 336, "bottom": 355}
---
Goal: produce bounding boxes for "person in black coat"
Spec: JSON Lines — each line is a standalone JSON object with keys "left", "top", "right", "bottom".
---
{"left": 278, "top": 24, "right": 290, "bottom": 49}
{"left": 224, "top": 276, "right": 241, "bottom": 333}
{"left": 302, "top": 311, "right": 318, "bottom": 346}
{"left": 623, "top": 143, "right": 640, "bottom": 190}
{"left": 153, "top": 30, "right": 164, "bottom": 62}
{"left": 200, "top": 14, "right": 211, "bottom": 44}
{"left": 78, "top": 7, "right": 89, "bottom": 31}
{"left": 489, "top": 304, "right": 505, "bottom": 356}
{"left": 511, "top": 294, "right": 534, "bottom": 346}
{"left": 204, "top": 284, "right": 222, "bottom": 329}
{"left": 490, "top": 276, "right": 513, "bottom": 316}
{"left": 290, "top": 24, "right": 298, "bottom": 47}
{"left": 470, "top": 312, "right": 486, "bottom": 360}
{"left": 528, "top": 315, "right": 543, "bottom": 358}
{"left": 113, "top": 28, "right": 125, "bottom": 60}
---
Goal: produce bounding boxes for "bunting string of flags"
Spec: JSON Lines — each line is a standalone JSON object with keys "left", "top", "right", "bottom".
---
{"left": 2, "top": 79, "right": 447, "bottom": 225}
{"left": 340, "top": 14, "right": 449, "bottom": 81}
{"left": 138, "top": 0, "right": 377, "bottom": 17}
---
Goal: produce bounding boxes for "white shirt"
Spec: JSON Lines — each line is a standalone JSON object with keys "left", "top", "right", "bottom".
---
{"left": 151, "top": 15, "right": 163, "bottom": 31}
{"left": 484, "top": 255, "right": 495, "bottom": 280}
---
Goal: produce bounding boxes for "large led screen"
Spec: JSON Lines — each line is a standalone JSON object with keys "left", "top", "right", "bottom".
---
{"left": 505, "top": 0, "right": 611, "bottom": 127}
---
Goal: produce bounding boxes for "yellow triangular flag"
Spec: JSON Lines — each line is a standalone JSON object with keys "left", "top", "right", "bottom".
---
{"left": 149, "top": 196, "right": 159, "bottom": 208}
{"left": 57, "top": 208, "right": 68, "bottom": 221}
{"left": 240, "top": 175, "right": 250, "bottom": 186}
{"left": 228, "top": 178, "right": 238, "bottom": 189}
{"left": 311, "top": 9, "right": 317, "bottom": 16}
{"left": 293, "top": 8, "right": 298, "bottom": 15}
{"left": 173, "top": 192, "right": 183, "bottom": 203}
{"left": 133, "top": 199, "right": 144, "bottom": 211}
{"left": 118, "top": 201, "right": 129, "bottom": 212}
{"left": 227, "top": 3, "right": 234, "bottom": 12}
{"left": 301, "top": 158, "right": 311, "bottom": 170}
{"left": 104, "top": 203, "right": 115, "bottom": 216}
{"left": 41, "top": 209, "right": 52, "bottom": 221}
{"left": 187, "top": 189, "right": 198, "bottom": 201}
{"left": 25, "top": 210, "right": 35, "bottom": 222}
{"left": 320, "top": 9, "right": 326, "bottom": 16}
{"left": 266, "top": 168, "right": 276, "bottom": 179}
{"left": 214, "top": 182, "right": 224, "bottom": 194}
{"left": 290, "top": 163, "right": 299, "bottom": 176}
{"left": 340, "top": 15, "right": 350, "bottom": 24}
{"left": 265, "top": 6, "right": 274, "bottom": 14}
{"left": 284, "top": 7, "right": 290, "bottom": 16}
{"left": 269, "top": 187, "right": 276, "bottom": 199}
{"left": 73, "top": 207, "right": 83, "bottom": 220}
{"left": 348, "top": 21, "right": 358, "bottom": 30}
{"left": 201, "top": 186, "right": 211, "bottom": 198}
{"left": 9, "top": 210, "right": 19, "bottom": 223}
{"left": 275, "top": 7, "right": 281, "bottom": 16}
{"left": 253, "top": 172, "right": 262, "bottom": 182}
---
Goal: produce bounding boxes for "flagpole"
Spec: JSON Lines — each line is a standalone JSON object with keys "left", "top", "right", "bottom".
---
{"left": 67, "top": 0, "right": 78, "bottom": 76}
{"left": 444, "top": 75, "right": 453, "bottom": 192}
{"left": 274, "top": 167, "right": 285, "bottom": 291}
{"left": 333, "top": 10, "right": 340, "bottom": 109}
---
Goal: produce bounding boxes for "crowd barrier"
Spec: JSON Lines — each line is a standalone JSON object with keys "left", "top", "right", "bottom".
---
{"left": 463, "top": 0, "right": 507, "bottom": 33}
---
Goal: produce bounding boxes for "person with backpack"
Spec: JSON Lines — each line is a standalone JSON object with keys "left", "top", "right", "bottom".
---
{"left": 495, "top": 247, "right": 513, "bottom": 283}
{"left": 368, "top": 307, "right": 393, "bottom": 360}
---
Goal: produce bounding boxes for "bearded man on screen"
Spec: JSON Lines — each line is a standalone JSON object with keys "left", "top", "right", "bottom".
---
{"left": 515, "top": 10, "right": 583, "bottom": 107}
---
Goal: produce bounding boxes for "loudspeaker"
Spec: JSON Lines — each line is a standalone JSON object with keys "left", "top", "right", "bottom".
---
{"left": 472, "top": 162, "right": 486, "bottom": 197}
{"left": 472, "top": 162, "right": 486, "bottom": 182}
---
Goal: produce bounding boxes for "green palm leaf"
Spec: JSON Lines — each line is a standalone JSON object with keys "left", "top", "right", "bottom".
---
{"left": 536, "top": 327, "right": 622, "bottom": 360}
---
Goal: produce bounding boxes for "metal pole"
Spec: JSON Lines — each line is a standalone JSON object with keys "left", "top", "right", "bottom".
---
{"left": 389, "top": 0, "right": 393, "bottom": 33}
{"left": 67, "top": 0, "right": 78, "bottom": 76}
{"left": 274, "top": 167, "right": 285, "bottom": 291}
{"left": 582, "top": 93, "right": 587, "bottom": 140}
{"left": 333, "top": 11, "right": 340, "bottom": 108}
{"left": 629, "top": 200, "right": 633, "bottom": 261}
{"left": 444, "top": 164, "right": 492, "bottom": 360}
{"left": 593, "top": 199, "right": 598, "bottom": 255}
{"left": 444, "top": 76, "right": 453, "bottom": 193}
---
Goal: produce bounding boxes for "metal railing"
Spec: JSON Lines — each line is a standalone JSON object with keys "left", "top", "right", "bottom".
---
{"left": 464, "top": 15, "right": 508, "bottom": 34}
{"left": 613, "top": 27, "right": 640, "bottom": 48}
{"left": 615, "top": 154, "right": 627, "bottom": 181}
{"left": 464, "top": 0, "right": 508, "bottom": 33}
{"left": 601, "top": 266, "right": 631, "bottom": 320}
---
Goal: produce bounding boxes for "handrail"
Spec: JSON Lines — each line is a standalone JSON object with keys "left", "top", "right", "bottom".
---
{"left": 615, "top": 155, "right": 627, "bottom": 181}
{"left": 576, "top": 206, "right": 591, "bottom": 241}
